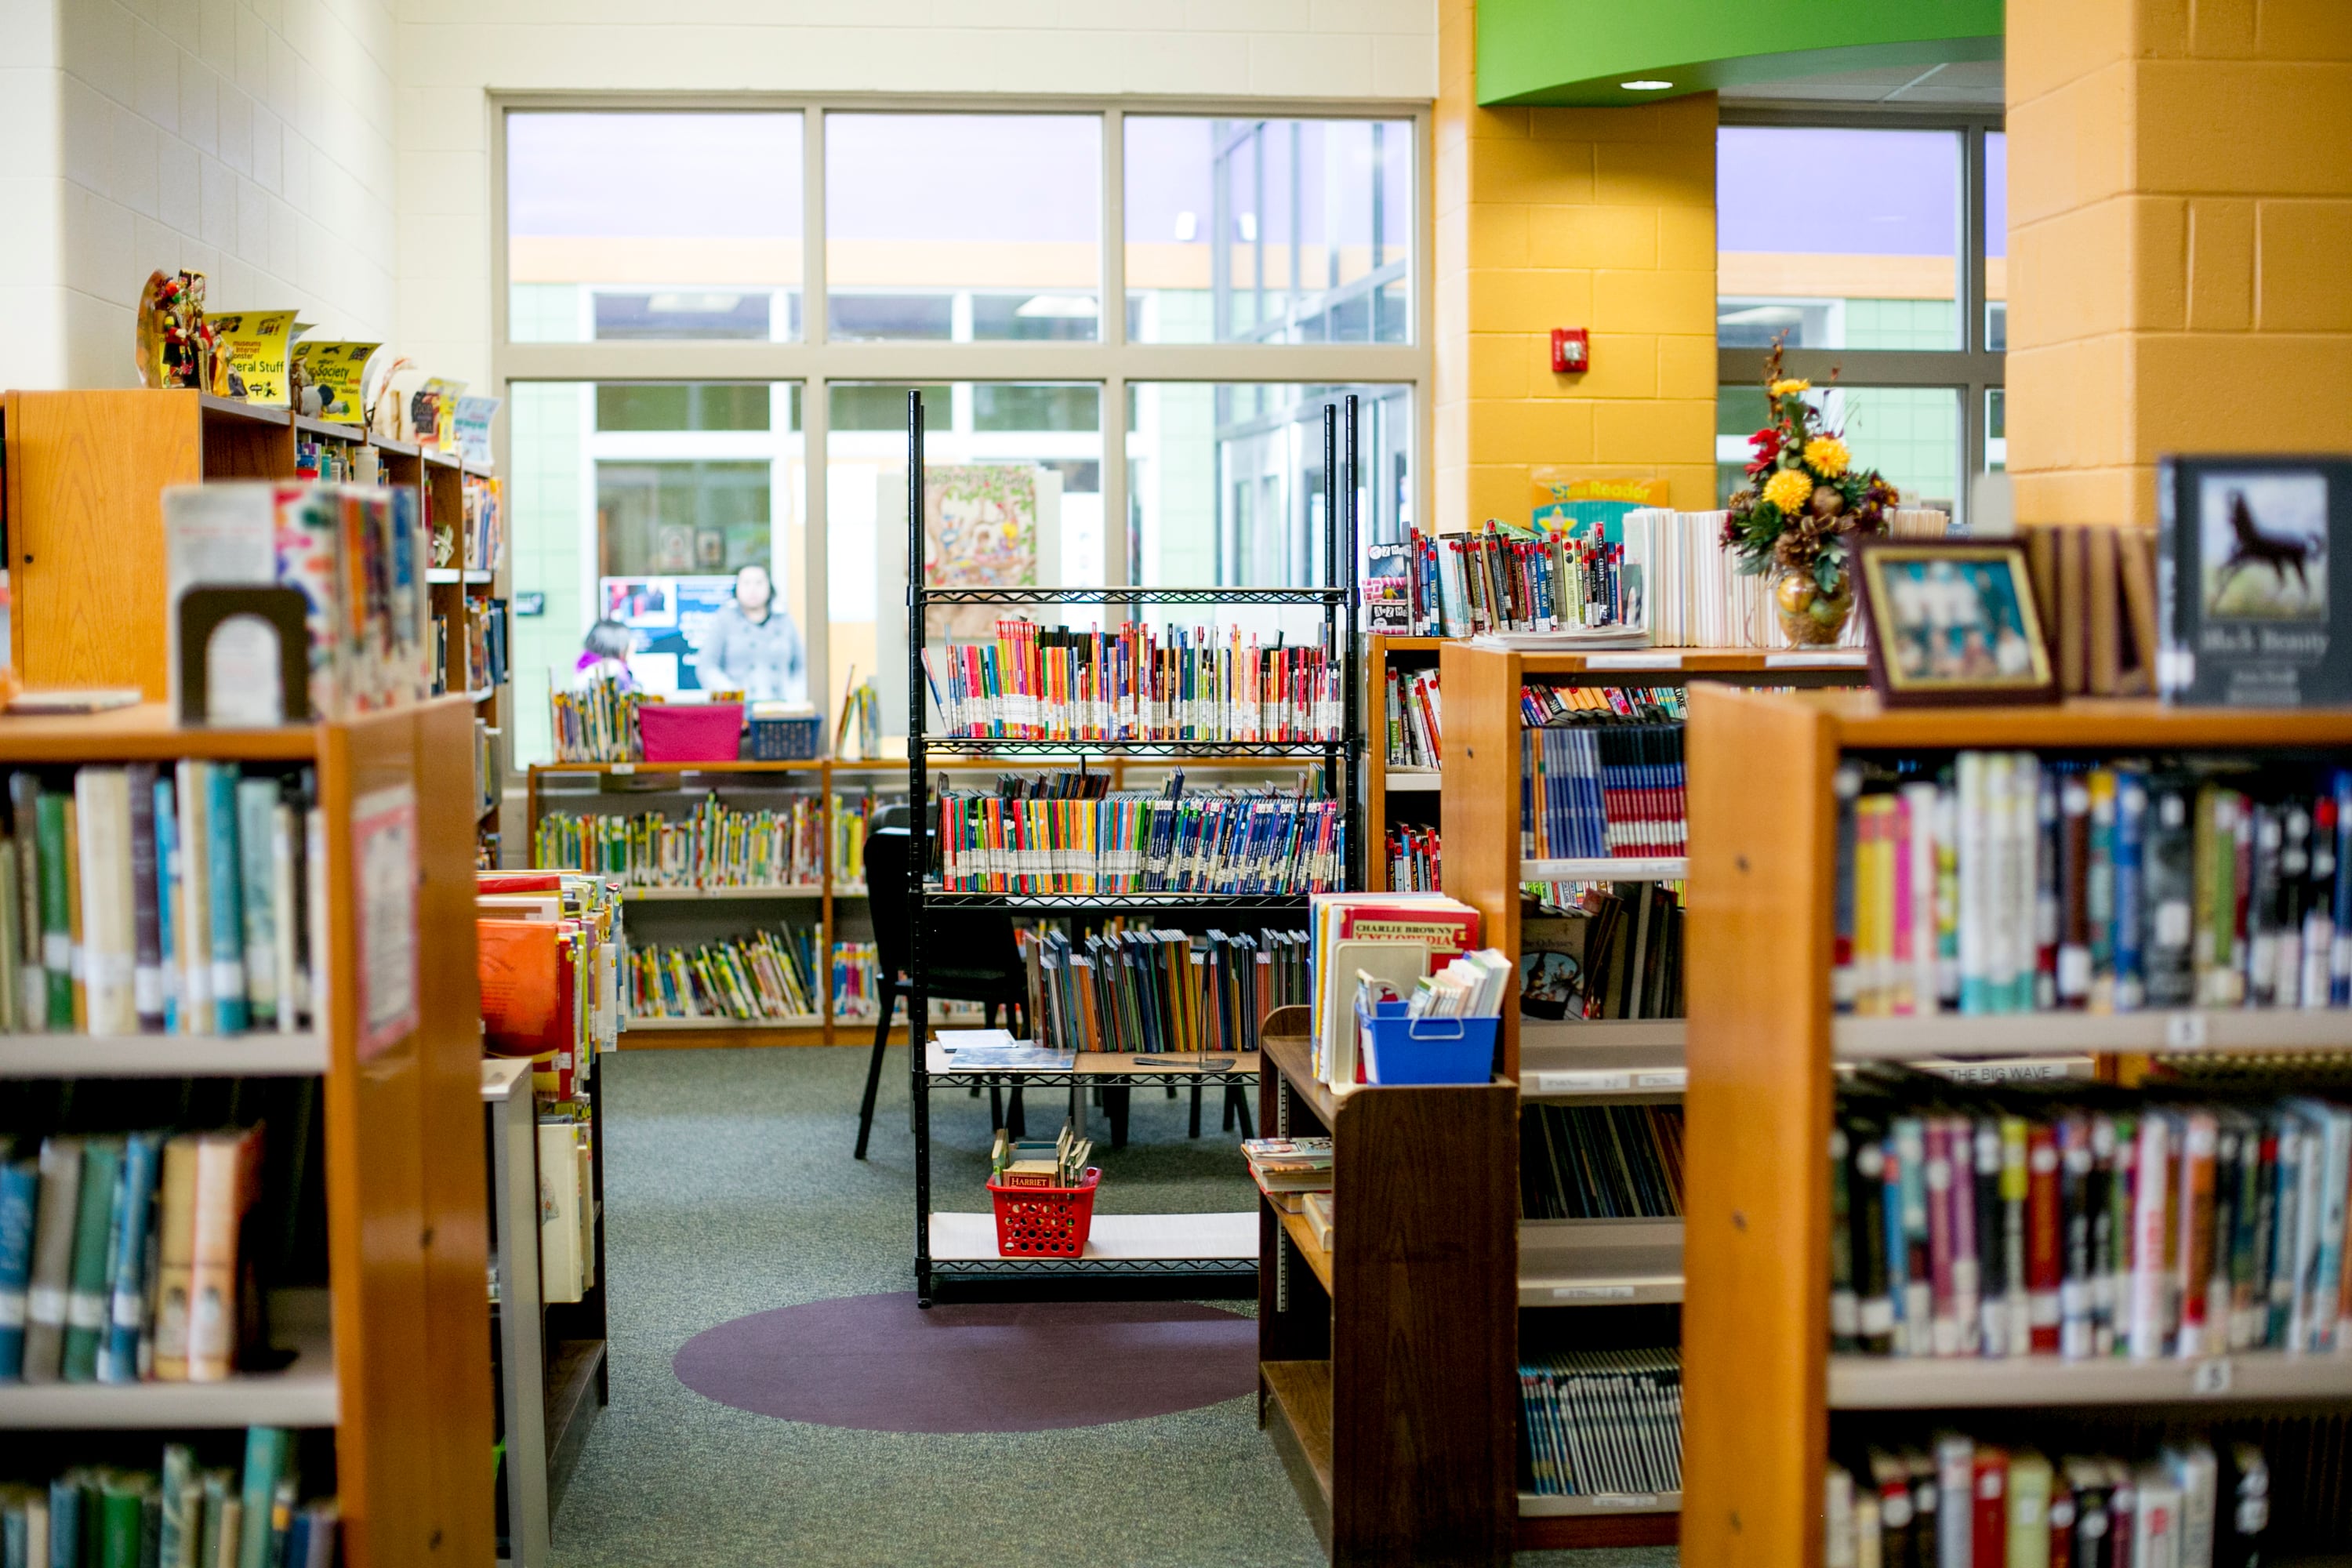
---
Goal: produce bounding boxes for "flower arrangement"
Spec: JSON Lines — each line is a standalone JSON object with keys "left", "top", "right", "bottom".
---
{"left": 1722, "top": 339, "right": 1897, "bottom": 599}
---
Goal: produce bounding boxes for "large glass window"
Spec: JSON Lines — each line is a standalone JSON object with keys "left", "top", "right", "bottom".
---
{"left": 506, "top": 114, "right": 804, "bottom": 344}
{"left": 1716, "top": 118, "right": 2002, "bottom": 518}
{"left": 498, "top": 106, "right": 1426, "bottom": 767}
{"left": 508, "top": 381, "right": 808, "bottom": 761}
{"left": 1125, "top": 118, "right": 1413, "bottom": 345}
{"left": 826, "top": 114, "right": 1102, "bottom": 343}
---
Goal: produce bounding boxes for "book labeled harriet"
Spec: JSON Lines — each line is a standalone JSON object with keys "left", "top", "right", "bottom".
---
{"left": 2158, "top": 456, "right": 2352, "bottom": 707}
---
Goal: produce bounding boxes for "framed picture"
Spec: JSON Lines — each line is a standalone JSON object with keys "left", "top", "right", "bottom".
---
{"left": 1856, "top": 538, "right": 2059, "bottom": 706}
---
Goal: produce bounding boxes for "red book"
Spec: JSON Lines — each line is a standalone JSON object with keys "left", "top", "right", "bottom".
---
{"left": 477, "top": 872, "right": 562, "bottom": 895}
{"left": 1973, "top": 1446, "right": 2010, "bottom": 1568}
{"left": 2027, "top": 1122, "right": 2063, "bottom": 1353}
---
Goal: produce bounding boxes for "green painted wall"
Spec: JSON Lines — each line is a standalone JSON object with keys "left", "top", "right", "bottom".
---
{"left": 1478, "top": 0, "right": 2002, "bottom": 107}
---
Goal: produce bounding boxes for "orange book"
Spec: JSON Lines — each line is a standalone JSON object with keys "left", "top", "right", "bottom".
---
{"left": 478, "top": 918, "right": 572, "bottom": 1056}
{"left": 187, "top": 1127, "right": 262, "bottom": 1382}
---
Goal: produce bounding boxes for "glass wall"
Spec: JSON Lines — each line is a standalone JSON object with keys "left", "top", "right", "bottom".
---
{"left": 508, "top": 381, "right": 807, "bottom": 762}
{"left": 1124, "top": 118, "right": 1414, "bottom": 345}
{"left": 506, "top": 114, "right": 804, "bottom": 343}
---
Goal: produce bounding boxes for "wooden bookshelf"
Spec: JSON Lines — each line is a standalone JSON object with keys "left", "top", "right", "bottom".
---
{"left": 1679, "top": 689, "right": 2352, "bottom": 1567}
{"left": 1257, "top": 1014, "right": 1518, "bottom": 1566}
{"left": 0, "top": 697, "right": 494, "bottom": 1564}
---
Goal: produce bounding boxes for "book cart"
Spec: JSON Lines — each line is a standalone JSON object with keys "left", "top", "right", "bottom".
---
{"left": 0, "top": 390, "right": 510, "bottom": 863}
{"left": 1414, "top": 640, "right": 1864, "bottom": 1555}
{"left": 906, "top": 391, "right": 1361, "bottom": 1305}
{"left": 1680, "top": 689, "right": 2352, "bottom": 1566}
{"left": 0, "top": 698, "right": 495, "bottom": 1566}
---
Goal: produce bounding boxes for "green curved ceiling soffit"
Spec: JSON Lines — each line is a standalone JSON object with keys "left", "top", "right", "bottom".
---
{"left": 1477, "top": 0, "right": 2004, "bottom": 107}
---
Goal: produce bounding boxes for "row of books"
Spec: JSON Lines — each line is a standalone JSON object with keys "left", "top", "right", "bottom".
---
{"left": 1, "top": 1124, "right": 263, "bottom": 1385}
{"left": 832, "top": 941, "right": 883, "bottom": 1022}
{"left": 474, "top": 717, "right": 498, "bottom": 821}
{"left": 459, "top": 470, "right": 504, "bottom": 575}
{"left": 1410, "top": 524, "right": 1640, "bottom": 637}
{"left": 1522, "top": 721, "right": 1689, "bottom": 861}
{"left": 830, "top": 790, "right": 906, "bottom": 888}
{"left": 462, "top": 599, "right": 509, "bottom": 693}
{"left": 1836, "top": 756, "right": 2352, "bottom": 1018}
{"left": 1385, "top": 825, "right": 1439, "bottom": 892}
{"left": 1021, "top": 926, "right": 1310, "bottom": 1056}
{"left": 1835, "top": 1075, "right": 2352, "bottom": 1362}
{"left": 1382, "top": 666, "right": 1441, "bottom": 768}
{"left": 1519, "top": 884, "right": 1686, "bottom": 1022}
{"left": 935, "top": 786, "right": 1348, "bottom": 896}
{"left": 921, "top": 621, "right": 1343, "bottom": 743}
{"left": 1518, "top": 683, "right": 1686, "bottom": 728}
{"left": 1521, "top": 1104, "right": 1686, "bottom": 1220}
{"left": 1828, "top": 1436, "right": 2266, "bottom": 1568}
{"left": 1517, "top": 1347, "right": 1682, "bottom": 1500}
{"left": 1370, "top": 508, "right": 1940, "bottom": 646}
{"left": 0, "top": 1431, "right": 332, "bottom": 1568}
{"left": 549, "top": 681, "right": 640, "bottom": 763}
{"left": 164, "top": 484, "right": 431, "bottom": 720}
{"left": 535, "top": 796, "right": 829, "bottom": 891}
{"left": 624, "top": 930, "right": 824, "bottom": 1022}
{"left": 0, "top": 765, "right": 321, "bottom": 1037}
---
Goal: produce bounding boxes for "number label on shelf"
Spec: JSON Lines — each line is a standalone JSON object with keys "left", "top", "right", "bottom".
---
{"left": 1591, "top": 1494, "right": 1662, "bottom": 1508}
{"left": 1632, "top": 1069, "right": 1687, "bottom": 1089}
{"left": 1584, "top": 653, "right": 1680, "bottom": 670}
{"left": 2191, "top": 1357, "right": 2234, "bottom": 1396}
{"left": 1534, "top": 1070, "right": 1633, "bottom": 1093}
{"left": 2165, "top": 1011, "right": 2209, "bottom": 1049}
{"left": 612, "top": 762, "right": 635, "bottom": 775}
{"left": 1551, "top": 1284, "right": 1637, "bottom": 1300}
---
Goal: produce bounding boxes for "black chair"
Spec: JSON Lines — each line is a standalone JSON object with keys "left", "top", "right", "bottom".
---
{"left": 853, "top": 824, "right": 1030, "bottom": 1160}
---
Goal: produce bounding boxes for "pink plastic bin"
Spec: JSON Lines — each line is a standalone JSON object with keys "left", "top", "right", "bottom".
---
{"left": 637, "top": 702, "right": 744, "bottom": 763}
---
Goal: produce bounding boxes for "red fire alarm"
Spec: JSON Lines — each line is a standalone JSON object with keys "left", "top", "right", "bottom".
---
{"left": 1551, "top": 328, "right": 1589, "bottom": 374}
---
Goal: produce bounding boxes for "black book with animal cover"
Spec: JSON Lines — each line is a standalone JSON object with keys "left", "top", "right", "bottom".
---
{"left": 2158, "top": 455, "right": 2352, "bottom": 707}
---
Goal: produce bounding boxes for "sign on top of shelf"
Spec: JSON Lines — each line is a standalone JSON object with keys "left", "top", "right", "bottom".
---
{"left": 1531, "top": 471, "right": 1670, "bottom": 541}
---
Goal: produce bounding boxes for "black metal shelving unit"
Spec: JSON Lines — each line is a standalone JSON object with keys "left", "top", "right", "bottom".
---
{"left": 905, "top": 389, "right": 1363, "bottom": 1304}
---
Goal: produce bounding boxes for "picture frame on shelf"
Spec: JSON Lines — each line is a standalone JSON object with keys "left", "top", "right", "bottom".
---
{"left": 1855, "top": 537, "right": 2058, "bottom": 706}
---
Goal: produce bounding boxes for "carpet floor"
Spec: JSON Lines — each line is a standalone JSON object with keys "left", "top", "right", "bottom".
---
{"left": 547, "top": 1042, "right": 1679, "bottom": 1568}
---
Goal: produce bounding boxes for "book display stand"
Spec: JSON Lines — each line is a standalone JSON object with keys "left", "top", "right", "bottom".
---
{"left": 906, "top": 390, "right": 1362, "bottom": 1304}
{"left": 0, "top": 698, "right": 495, "bottom": 1564}
{"left": 1680, "top": 689, "right": 2352, "bottom": 1566}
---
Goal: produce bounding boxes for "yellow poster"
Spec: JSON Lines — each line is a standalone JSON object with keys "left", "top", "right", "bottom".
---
{"left": 209, "top": 310, "right": 302, "bottom": 407}
{"left": 292, "top": 339, "right": 380, "bottom": 424}
{"left": 1530, "top": 469, "right": 1673, "bottom": 542}
{"left": 423, "top": 377, "right": 466, "bottom": 452}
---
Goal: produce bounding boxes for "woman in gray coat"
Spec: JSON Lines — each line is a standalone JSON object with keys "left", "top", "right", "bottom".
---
{"left": 695, "top": 564, "right": 807, "bottom": 702}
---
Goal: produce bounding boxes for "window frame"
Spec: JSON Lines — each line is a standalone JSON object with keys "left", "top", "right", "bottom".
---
{"left": 1715, "top": 106, "right": 2005, "bottom": 526}
{"left": 490, "top": 93, "right": 1432, "bottom": 720}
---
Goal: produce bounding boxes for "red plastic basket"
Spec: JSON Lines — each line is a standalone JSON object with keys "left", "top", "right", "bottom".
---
{"left": 637, "top": 702, "right": 743, "bottom": 763}
{"left": 987, "top": 1167, "right": 1101, "bottom": 1258}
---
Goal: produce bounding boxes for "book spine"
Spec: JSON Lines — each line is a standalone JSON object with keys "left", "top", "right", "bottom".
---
{"left": 128, "top": 763, "right": 164, "bottom": 1032}
{"left": 234, "top": 779, "right": 280, "bottom": 1028}
{"left": 204, "top": 768, "right": 249, "bottom": 1034}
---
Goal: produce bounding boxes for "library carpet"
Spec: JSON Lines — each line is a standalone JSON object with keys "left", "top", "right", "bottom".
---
{"left": 554, "top": 1042, "right": 1678, "bottom": 1568}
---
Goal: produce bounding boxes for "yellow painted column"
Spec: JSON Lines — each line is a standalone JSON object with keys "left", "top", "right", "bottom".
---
{"left": 1434, "top": 0, "right": 1719, "bottom": 534}
{"left": 2007, "top": 0, "right": 2352, "bottom": 526}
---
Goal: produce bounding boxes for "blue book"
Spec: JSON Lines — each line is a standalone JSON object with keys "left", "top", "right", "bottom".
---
{"left": 154, "top": 776, "right": 179, "bottom": 1033}
{"left": 97, "top": 1131, "right": 160, "bottom": 1384}
{"left": 47, "top": 1475, "right": 81, "bottom": 1568}
{"left": 238, "top": 1427, "right": 291, "bottom": 1568}
{"left": 2335, "top": 771, "right": 2352, "bottom": 1006}
{"left": 2114, "top": 768, "right": 2148, "bottom": 1010}
{"left": 204, "top": 768, "right": 249, "bottom": 1033}
{"left": 234, "top": 779, "right": 280, "bottom": 1028}
{"left": 0, "top": 1156, "right": 35, "bottom": 1379}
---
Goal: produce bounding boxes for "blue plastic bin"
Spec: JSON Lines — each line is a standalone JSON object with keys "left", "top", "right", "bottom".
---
{"left": 1356, "top": 1000, "right": 1498, "bottom": 1086}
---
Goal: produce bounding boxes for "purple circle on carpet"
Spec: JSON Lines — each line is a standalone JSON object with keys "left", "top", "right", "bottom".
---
{"left": 672, "top": 1292, "right": 1258, "bottom": 1433}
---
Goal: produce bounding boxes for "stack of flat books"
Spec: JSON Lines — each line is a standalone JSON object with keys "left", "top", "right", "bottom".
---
{"left": 1243, "top": 1135, "right": 1332, "bottom": 1214}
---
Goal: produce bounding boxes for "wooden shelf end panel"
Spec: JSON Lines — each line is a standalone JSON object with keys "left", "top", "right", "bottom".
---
{"left": 1440, "top": 642, "right": 1525, "bottom": 1078}
{"left": 1330, "top": 1076, "right": 1519, "bottom": 1566}
{"left": 1681, "top": 686, "right": 1836, "bottom": 1568}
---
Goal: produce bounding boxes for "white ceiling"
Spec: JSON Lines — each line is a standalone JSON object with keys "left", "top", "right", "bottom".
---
{"left": 1719, "top": 58, "right": 2004, "bottom": 109}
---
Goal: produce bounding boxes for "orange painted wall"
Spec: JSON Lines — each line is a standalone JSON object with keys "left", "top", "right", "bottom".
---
{"left": 1435, "top": 0, "right": 1719, "bottom": 533}
{"left": 2007, "top": 0, "right": 2352, "bottom": 525}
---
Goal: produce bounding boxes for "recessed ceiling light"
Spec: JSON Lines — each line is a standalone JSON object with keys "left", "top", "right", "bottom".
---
{"left": 1621, "top": 79, "right": 1674, "bottom": 91}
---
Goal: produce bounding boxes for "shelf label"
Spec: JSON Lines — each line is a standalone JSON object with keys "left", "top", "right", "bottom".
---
{"left": 1766, "top": 649, "right": 1867, "bottom": 667}
{"left": 1589, "top": 1494, "right": 1662, "bottom": 1508}
{"left": 1632, "top": 1069, "right": 1687, "bottom": 1089}
{"left": 2191, "top": 1357, "right": 2234, "bottom": 1396}
{"left": 1551, "top": 1284, "right": 1638, "bottom": 1300}
{"left": 2165, "top": 1011, "right": 2209, "bottom": 1049}
{"left": 1534, "top": 1070, "right": 1633, "bottom": 1093}
{"left": 1584, "top": 653, "right": 1680, "bottom": 670}
{"left": 611, "top": 762, "right": 635, "bottom": 775}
